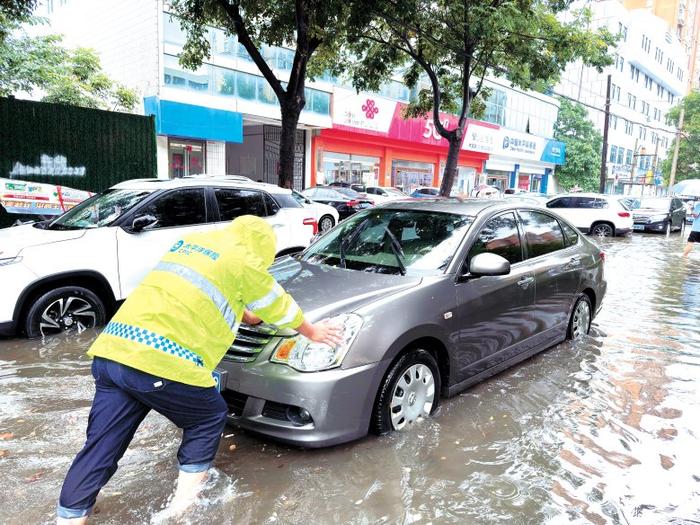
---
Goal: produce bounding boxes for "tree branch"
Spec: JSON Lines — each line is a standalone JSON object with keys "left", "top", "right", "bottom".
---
{"left": 216, "top": 0, "right": 285, "bottom": 101}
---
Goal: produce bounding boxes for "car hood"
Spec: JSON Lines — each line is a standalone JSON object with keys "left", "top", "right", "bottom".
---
{"left": 633, "top": 208, "right": 668, "bottom": 217}
{"left": 0, "top": 223, "right": 86, "bottom": 258}
{"left": 269, "top": 257, "right": 422, "bottom": 321}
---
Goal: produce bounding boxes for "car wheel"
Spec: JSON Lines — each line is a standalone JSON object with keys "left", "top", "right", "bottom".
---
{"left": 25, "top": 286, "right": 106, "bottom": 338}
{"left": 371, "top": 348, "right": 441, "bottom": 435}
{"left": 590, "top": 222, "right": 614, "bottom": 237}
{"left": 567, "top": 294, "right": 592, "bottom": 340}
{"left": 318, "top": 214, "right": 335, "bottom": 232}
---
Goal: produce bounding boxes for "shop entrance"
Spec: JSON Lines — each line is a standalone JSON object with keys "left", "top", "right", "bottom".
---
{"left": 320, "top": 152, "right": 379, "bottom": 187}
{"left": 169, "top": 139, "right": 205, "bottom": 178}
{"left": 391, "top": 160, "right": 434, "bottom": 194}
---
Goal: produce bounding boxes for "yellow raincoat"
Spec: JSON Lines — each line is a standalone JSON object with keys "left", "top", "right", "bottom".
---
{"left": 88, "top": 215, "right": 304, "bottom": 387}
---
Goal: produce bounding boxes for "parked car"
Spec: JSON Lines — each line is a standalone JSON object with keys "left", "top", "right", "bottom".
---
{"left": 0, "top": 176, "right": 318, "bottom": 338}
{"left": 364, "top": 186, "right": 409, "bottom": 203}
{"left": 216, "top": 200, "right": 606, "bottom": 447}
{"left": 291, "top": 189, "right": 340, "bottom": 232}
{"left": 545, "top": 193, "right": 632, "bottom": 237}
{"left": 627, "top": 196, "right": 686, "bottom": 233}
{"left": 328, "top": 181, "right": 366, "bottom": 193}
{"left": 410, "top": 187, "right": 441, "bottom": 198}
{"left": 302, "top": 186, "right": 374, "bottom": 220}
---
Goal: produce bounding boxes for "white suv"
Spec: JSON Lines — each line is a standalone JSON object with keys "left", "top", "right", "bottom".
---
{"left": 0, "top": 176, "right": 317, "bottom": 338}
{"left": 545, "top": 193, "right": 632, "bottom": 237}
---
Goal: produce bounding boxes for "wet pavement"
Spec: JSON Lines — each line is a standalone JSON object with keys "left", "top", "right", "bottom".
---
{"left": 1, "top": 232, "right": 699, "bottom": 524}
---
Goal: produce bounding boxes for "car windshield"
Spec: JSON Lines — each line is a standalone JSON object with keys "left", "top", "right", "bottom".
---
{"left": 335, "top": 187, "right": 363, "bottom": 198}
{"left": 301, "top": 209, "right": 473, "bottom": 276}
{"left": 633, "top": 198, "right": 669, "bottom": 211}
{"left": 291, "top": 190, "right": 306, "bottom": 205}
{"left": 48, "top": 189, "right": 153, "bottom": 229}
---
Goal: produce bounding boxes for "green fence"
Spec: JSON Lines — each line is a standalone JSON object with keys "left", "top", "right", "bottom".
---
{"left": 0, "top": 97, "right": 156, "bottom": 193}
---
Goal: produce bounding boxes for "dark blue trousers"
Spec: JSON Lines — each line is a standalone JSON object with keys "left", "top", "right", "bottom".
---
{"left": 58, "top": 357, "right": 228, "bottom": 518}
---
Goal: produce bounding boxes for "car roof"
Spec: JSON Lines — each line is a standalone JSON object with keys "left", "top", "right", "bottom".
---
{"left": 110, "top": 175, "right": 293, "bottom": 194}
{"left": 378, "top": 198, "right": 529, "bottom": 216}
{"left": 550, "top": 193, "right": 623, "bottom": 200}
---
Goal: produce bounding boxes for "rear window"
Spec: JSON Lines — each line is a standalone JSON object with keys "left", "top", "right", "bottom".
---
{"left": 519, "top": 211, "right": 566, "bottom": 258}
{"left": 272, "top": 193, "right": 302, "bottom": 209}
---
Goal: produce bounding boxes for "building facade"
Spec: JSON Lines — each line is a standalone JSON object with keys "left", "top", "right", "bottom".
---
{"left": 558, "top": 0, "right": 690, "bottom": 195}
{"left": 41, "top": 0, "right": 565, "bottom": 192}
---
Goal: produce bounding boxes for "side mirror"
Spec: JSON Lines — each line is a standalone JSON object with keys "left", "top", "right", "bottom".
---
{"left": 129, "top": 214, "right": 158, "bottom": 232}
{"left": 461, "top": 252, "right": 511, "bottom": 280}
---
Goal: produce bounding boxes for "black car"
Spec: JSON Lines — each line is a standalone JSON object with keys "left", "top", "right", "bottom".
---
{"left": 630, "top": 197, "right": 687, "bottom": 233}
{"left": 302, "top": 186, "right": 374, "bottom": 220}
{"left": 328, "top": 181, "right": 366, "bottom": 193}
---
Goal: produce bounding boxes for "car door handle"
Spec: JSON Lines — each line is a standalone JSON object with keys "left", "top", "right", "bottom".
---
{"left": 270, "top": 223, "right": 285, "bottom": 229}
{"left": 564, "top": 256, "right": 582, "bottom": 270}
{"left": 517, "top": 276, "right": 534, "bottom": 289}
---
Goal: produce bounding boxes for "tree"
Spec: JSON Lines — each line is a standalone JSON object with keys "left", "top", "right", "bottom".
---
{"left": 553, "top": 98, "right": 602, "bottom": 192}
{"left": 661, "top": 90, "right": 700, "bottom": 184}
{"left": 170, "top": 0, "right": 373, "bottom": 188}
{"left": 349, "top": 0, "right": 615, "bottom": 196}
{"left": 0, "top": 13, "right": 137, "bottom": 111}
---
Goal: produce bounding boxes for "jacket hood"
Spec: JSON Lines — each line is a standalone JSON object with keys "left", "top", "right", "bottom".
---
{"left": 227, "top": 215, "right": 276, "bottom": 270}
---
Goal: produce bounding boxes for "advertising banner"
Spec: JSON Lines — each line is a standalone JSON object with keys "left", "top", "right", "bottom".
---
{"left": 0, "top": 177, "right": 92, "bottom": 216}
{"left": 463, "top": 122, "right": 565, "bottom": 164}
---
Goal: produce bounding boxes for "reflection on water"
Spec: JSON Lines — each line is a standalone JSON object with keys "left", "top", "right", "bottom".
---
{"left": 1, "top": 233, "right": 699, "bottom": 524}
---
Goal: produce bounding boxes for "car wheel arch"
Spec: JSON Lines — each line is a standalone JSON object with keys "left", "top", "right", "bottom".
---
{"left": 14, "top": 271, "right": 117, "bottom": 330}
{"left": 581, "top": 287, "right": 596, "bottom": 313}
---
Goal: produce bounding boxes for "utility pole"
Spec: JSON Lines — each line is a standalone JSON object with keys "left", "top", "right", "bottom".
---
{"left": 599, "top": 74, "right": 612, "bottom": 194}
{"left": 668, "top": 105, "right": 685, "bottom": 193}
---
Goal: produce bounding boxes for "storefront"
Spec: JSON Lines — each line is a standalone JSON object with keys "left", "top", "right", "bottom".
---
{"left": 311, "top": 89, "right": 488, "bottom": 194}
{"left": 463, "top": 122, "right": 566, "bottom": 193}
{"left": 144, "top": 96, "right": 243, "bottom": 178}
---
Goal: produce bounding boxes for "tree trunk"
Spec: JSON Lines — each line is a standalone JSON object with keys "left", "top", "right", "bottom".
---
{"left": 439, "top": 134, "right": 462, "bottom": 197}
{"left": 278, "top": 101, "right": 303, "bottom": 189}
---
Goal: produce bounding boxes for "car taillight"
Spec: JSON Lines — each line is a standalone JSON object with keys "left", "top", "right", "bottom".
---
{"left": 303, "top": 217, "right": 318, "bottom": 235}
{"left": 599, "top": 251, "right": 605, "bottom": 262}
{"left": 618, "top": 211, "right": 630, "bottom": 218}
{"left": 347, "top": 199, "right": 360, "bottom": 207}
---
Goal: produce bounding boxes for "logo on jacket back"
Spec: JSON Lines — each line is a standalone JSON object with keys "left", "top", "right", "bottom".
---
{"left": 169, "top": 239, "right": 220, "bottom": 261}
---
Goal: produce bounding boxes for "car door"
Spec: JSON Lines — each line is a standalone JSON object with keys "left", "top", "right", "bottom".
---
{"left": 451, "top": 211, "right": 536, "bottom": 382}
{"left": 672, "top": 198, "right": 685, "bottom": 227}
{"left": 115, "top": 188, "right": 210, "bottom": 297}
{"left": 517, "top": 210, "right": 581, "bottom": 344}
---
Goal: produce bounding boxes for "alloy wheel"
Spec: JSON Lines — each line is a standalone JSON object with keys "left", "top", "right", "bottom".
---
{"left": 592, "top": 224, "right": 613, "bottom": 237}
{"left": 571, "top": 299, "right": 591, "bottom": 339}
{"left": 319, "top": 216, "right": 334, "bottom": 232}
{"left": 39, "top": 296, "right": 97, "bottom": 336}
{"left": 390, "top": 363, "right": 435, "bottom": 430}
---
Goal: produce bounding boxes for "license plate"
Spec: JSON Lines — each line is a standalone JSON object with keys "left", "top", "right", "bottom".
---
{"left": 633, "top": 224, "right": 645, "bottom": 231}
{"left": 212, "top": 369, "right": 228, "bottom": 392}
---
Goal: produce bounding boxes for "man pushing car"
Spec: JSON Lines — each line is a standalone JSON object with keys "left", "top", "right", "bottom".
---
{"left": 57, "top": 215, "right": 342, "bottom": 523}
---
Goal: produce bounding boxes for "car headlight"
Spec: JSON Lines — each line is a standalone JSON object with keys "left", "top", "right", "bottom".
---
{"left": 270, "top": 313, "right": 363, "bottom": 372}
{"left": 0, "top": 256, "right": 22, "bottom": 267}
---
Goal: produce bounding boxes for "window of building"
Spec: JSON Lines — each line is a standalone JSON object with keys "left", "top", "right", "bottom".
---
{"left": 616, "top": 147, "right": 624, "bottom": 164}
{"left": 641, "top": 101, "right": 649, "bottom": 115}
{"left": 677, "top": 67, "right": 684, "bottom": 81}
{"left": 638, "top": 126, "right": 647, "bottom": 140}
{"left": 484, "top": 89, "right": 507, "bottom": 126}
{"left": 642, "top": 35, "right": 651, "bottom": 53}
{"left": 667, "top": 58, "right": 674, "bottom": 72}
{"left": 614, "top": 53, "right": 625, "bottom": 72}
{"left": 625, "top": 120, "right": 634, "bottom": 135}
{"left": 618, "top": 23, "right": 628, "bottom": 41}
{"left": 644, "top": 75, "right": 653, "bottom": 90}
{"left": 625, "top": 149, "right": 633, "bottom": 165}
{"left": 627, "top": 93, "right": 637, "bottom": 110}
{"left": 611, "top": 115, "right": 618, "bottom": 129}
{"left": 519, "top": 211, "right": 565, "bottom": 258}
{"left": 653, "top": 107, "right": 660, "bottom": 121}
{"left": 654, "top": 47, "right": 663, "bottom": 63}
{"left": 668, "top": 92, "right": 674, "bottom": 103}
{"left": 609, "top": 145, "right": 618, "bottom": 163}
{"left": 651, "top": 132, "right": 658, "bottom": 144}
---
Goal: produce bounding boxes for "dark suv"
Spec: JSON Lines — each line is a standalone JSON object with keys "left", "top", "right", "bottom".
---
{"left": 629, "top": 197, "right": 686, "bottom": 233}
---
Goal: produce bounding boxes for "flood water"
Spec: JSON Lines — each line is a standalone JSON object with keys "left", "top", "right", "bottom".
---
{"left": 1, "top": 232, "right": 699, "bottom": 524}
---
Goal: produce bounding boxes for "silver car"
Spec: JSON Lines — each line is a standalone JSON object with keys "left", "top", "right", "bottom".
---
{"left": 217, "top": 199, "right": 606, "bottom": 447}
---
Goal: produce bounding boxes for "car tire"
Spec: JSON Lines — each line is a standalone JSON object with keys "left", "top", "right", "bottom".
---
{"left": 567, "top": 294, "right": 592, "bottom": 340}
{"left": 24, "top": 286, "right": 106, "bottom": 338}
{"left": 318, "top": 214, "right": 335, "bottom": 232}
{"left": 371, "top": 348, "right": 441, "bottom": 435}
{"left": 590, "top": 222, "right": 614, "bottom": 237}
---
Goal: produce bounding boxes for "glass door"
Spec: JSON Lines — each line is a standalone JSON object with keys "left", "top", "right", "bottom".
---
{"left": 169, "top": 139, "right": 205, "bottom": 178}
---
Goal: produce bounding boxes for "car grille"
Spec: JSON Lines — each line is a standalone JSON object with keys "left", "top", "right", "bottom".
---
{"left": 222, "top": 390, "right": 249, "bottom": 416}
{"left": 633, "top": 215, "right": 650, "bottom": 223}
{"left": 261, "top": 401, "right": 289, "bottom": 421}
{"left": 224, "top": 323, "right": 277, "bottom": 363}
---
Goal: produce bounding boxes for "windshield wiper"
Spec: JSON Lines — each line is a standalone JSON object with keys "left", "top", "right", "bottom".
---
{"left": 383, "top": 226, "right": 407, "bottom": 276}
{"left": 339, "top": 218, "right": 371, "bottom": 269}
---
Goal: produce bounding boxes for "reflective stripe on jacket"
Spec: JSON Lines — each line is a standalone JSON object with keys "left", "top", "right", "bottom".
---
{"left": 88, "top": 216, "right": 304, "bottom": 387}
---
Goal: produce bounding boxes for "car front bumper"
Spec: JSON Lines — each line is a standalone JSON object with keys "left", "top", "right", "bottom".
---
{"left": 633, "top": 220, "right": 667, "bottom": 232}
{"left": 217, "top": 357, "right": 384, "bottom": 448}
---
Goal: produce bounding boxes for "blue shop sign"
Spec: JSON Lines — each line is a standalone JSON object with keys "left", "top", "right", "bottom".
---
{"left": 144, "top": 96, "right": 243, "bottom": 143}
{"left": 540, "top": 139, "right": 566, "bottom": 165}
